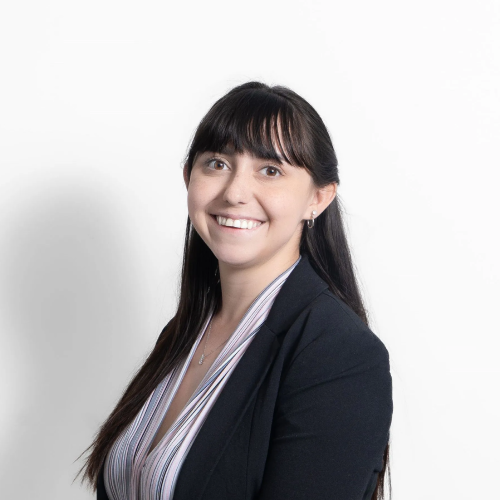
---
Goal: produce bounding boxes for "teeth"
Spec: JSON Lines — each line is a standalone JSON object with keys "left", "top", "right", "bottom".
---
{"left": 216, "top": 216, "right": 262, "bottom": 229}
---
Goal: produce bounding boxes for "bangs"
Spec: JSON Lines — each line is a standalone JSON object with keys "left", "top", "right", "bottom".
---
{"left": 186, "top": 89, "right": 313, "bottom": 169}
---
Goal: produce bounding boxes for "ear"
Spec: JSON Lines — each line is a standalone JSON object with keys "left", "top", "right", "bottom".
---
{"left": 183, "top": 163, "right": 189, "bottom": 189}
{"left": 303, "top": 182, "right": 337, "bottom": 219}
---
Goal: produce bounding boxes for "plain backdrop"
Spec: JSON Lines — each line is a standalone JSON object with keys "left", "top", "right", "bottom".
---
{"left": 1, "top": 1, "right": 499, "bottom": 499}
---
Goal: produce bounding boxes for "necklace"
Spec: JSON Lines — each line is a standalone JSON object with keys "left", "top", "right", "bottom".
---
{"left": 198, "top": 317, "right": 230, "bottom": 365}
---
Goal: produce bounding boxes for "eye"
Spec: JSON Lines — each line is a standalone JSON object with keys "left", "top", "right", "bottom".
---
{"left": 205, "top": 157, "right": 229, "bottom": 171}
{"left": 260, "top": 166, "right": 283, "bottom": 177}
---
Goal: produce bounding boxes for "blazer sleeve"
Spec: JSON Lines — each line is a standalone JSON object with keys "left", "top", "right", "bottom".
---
{"left": 256, "top": 323, "right": 393, "bottom": 500}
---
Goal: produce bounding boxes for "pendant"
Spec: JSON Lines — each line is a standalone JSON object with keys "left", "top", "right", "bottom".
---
{"left": 199, "top": 354, "right": 205, "bottom": 365}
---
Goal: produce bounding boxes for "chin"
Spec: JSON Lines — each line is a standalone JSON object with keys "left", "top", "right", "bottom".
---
{"left": 212, "top": 247, "right": 262, "bottom": 269}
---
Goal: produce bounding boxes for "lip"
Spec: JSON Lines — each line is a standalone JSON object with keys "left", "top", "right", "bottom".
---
{"left": 210, "top": 213, "right": 265, "bottom": 223}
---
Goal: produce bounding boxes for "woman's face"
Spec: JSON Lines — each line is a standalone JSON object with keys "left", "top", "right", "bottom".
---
{"left": 185, "top": 146, "right": 335, "bottom": 270}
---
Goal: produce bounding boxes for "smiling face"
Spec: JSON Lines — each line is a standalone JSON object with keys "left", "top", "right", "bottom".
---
{"left": 185, "top": 145, "right": 333, "bottom": 271}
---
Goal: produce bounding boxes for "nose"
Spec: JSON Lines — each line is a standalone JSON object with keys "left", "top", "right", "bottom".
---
{"left": 222, "top": 170, "right": 252, "bottom": 205}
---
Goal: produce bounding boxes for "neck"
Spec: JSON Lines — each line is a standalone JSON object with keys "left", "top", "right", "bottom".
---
{"left": 216, "top": 249, "right": 300, "bottom": 326}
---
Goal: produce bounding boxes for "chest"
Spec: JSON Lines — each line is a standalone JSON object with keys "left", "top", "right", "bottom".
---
{"left": 100, "top": 324, "right": 292, "bottom": 500}
{"left": 146, "top": 332, "right": 229, "bottom": 456}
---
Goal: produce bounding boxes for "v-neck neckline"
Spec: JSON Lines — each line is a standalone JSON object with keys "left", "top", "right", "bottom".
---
{"left": 143, "top": 320, "right": 209, "bottom": 462}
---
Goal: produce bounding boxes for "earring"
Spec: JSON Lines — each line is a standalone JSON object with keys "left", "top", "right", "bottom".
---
{"left": 307, "top": 210, "right": 317, "bottom": 229}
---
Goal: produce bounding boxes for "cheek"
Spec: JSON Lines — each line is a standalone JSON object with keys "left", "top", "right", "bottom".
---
{"left": 265, "top": 189, "right": 308, "bottom": 225}
{"left": 186, "top": 188, "right": 197, "bottom": 215}
{"left": 187, "top": 177, "right": 211, "bottom": 215}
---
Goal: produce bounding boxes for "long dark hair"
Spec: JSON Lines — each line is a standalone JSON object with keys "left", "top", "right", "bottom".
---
{"left": 77, "top": 81, "right": 391, "bottom": 499}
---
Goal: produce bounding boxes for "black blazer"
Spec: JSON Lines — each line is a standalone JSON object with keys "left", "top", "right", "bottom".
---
{"left": 97, "top": 254, "right": 393, "bottom": 499}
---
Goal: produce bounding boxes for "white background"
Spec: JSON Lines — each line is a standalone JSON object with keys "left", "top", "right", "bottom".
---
{"left": 1, "top": 1, "right": 498, "bottom": 499}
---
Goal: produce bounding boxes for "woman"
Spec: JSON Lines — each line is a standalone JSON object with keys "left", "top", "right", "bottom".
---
{"left": 79, "top": 81, "right": 393, "bottom": 499}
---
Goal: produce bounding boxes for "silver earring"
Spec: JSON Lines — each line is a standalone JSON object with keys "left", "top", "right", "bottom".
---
{"left": 307, "top": 210, "right": 317, "bottom": 229}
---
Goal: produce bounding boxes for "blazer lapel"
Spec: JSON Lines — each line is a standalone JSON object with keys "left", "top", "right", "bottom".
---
{"left": 173, "top": 254, "right": 330, "bottom": 500}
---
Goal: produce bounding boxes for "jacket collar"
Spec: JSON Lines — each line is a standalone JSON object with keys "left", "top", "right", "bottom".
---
{"left": 263, "top": 253, "right": 329, "bottom": 337}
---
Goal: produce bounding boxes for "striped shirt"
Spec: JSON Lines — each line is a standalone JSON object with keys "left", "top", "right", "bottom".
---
{"left": 103, "top": 255, "right": 301, "bottom": 500}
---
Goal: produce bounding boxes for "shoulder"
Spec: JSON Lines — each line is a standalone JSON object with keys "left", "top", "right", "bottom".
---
{"left": 292, "top": 289, "right": 390, "bottom": 363}
{"left": 282, "top": 290, "right": 392, "bottom": 398}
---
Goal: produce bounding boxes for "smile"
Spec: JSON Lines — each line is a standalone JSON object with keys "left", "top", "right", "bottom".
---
{"left": 212, "top": 215, "right": 263, "bottom": 230}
